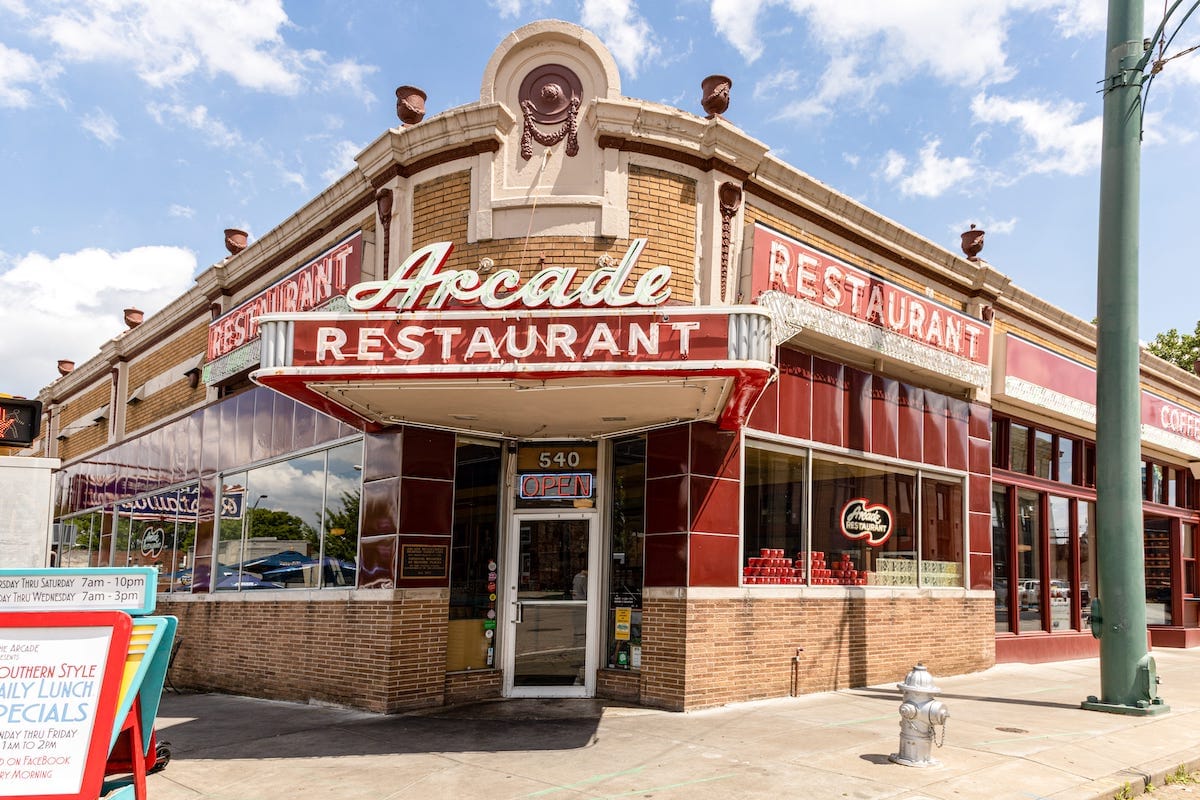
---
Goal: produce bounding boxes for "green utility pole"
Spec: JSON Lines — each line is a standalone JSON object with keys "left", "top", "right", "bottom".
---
{"left": 1082, "top": 0, "right": 1168, "bottom": 716}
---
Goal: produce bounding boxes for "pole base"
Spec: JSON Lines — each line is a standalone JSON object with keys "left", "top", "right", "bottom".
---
{"left": 1080, "top": 698, "right": 1170, "bottom": 716}
{"left": 889, "top": 753, "right": 940, "bottom": 768}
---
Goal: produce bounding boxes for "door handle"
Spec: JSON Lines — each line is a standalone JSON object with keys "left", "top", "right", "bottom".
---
{"left": 514, "top": 601, "right": 523, "bottom": 624}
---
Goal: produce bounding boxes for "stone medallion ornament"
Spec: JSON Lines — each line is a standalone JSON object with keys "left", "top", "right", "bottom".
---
{"left": 518, "top": 63, "right": 583, "bottom": 160}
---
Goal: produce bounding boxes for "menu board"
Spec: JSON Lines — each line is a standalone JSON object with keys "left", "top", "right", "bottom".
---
{"left": 0, "top": 568, "right": 156, "bottom": 615}
{"left": 0, "top": 611, "right": 131, "bottom": 799}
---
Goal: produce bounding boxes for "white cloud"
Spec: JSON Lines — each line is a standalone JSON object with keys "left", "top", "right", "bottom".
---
{"left": 168, "top": 204, "right": 194, "bottom": 219}
{"left": 715, "top": 1, "right": 1069, "bottom": 120}
{"left": 321, "top": 140, "right": 362, "bottom": 185}
{"left": 322, "top": 58, "right": 378, "bottom": 106}
{"left": 1047, "top": 0, "right": 1107, "bottom": 38}
{"left": 971, "top": 92, "right": 1100, "bottom": 176}
{"left": 35, "top": 0, "right": 375, "bottom": 99}
{"left": 279, "top": 169, "right": 306, "bottom": 192}
{"left": 0, "top": 42, "right": 50, "bottom": 108}
{"left": 581, "top": 0, "right": 661, "bottom": 79}
{"left": 147, "top": 102, "right": 245, "bottom": 150}
{"left": 0, "top": 245, "right": 196, "bottom": 398}
{"left": 488, "top": 0, "right": 551, "bottom": 17}
{"left": 952, "top": 216, "right": 1018, "bottom": 237}
{"left": 752, "top": 66, "right": 800, "bottom": 100}
{"left": 711, "top": 0, "right": 769, "bottom": 62}
{"left": 883, "top": 139, "right": 976, "bottom": 198}
{"left": 81, "top": 108, "right": 120, "bottom": 145}
{"left": 881, "top": 150, "right": 907, "bottom": 181}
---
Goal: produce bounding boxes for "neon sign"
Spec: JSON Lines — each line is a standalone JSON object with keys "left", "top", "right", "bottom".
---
{"left": 519, "top": 473, "right": 594, "bottom": 500}
{"left": 346, "top": 238, "right": 672, "bottom": 312}
{"left": 839, "top": 498, "right": 894, "bottom": 547}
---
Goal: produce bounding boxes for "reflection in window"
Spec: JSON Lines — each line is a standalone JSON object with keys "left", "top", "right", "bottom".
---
{"left": 811, "top": 458, "right": 917, "bottom": 587}
{"left": 992, "top": 488, "right": 1011, "bottom": 633}
{"left": 216, "top": 440, "right": 362, "bottom": 591}
{"left": 1017, "top": 489, "right": 1042, "bottom": 632}
{"left": 112, "top": 484, "right": 199, "bottom": 592}
{"left": 1144, "top": 518, "right": 1172, "bottom": 625}
{"left": 1033, "top": 431, "right": 1054, "bottom": 479}
{"left": 742, "top": 444, "right": 963, "bottom": 589}
{"left": 743, "top": 446, "right": 807, "bottom": 573}
{"left": 1048, "top": 496, "right": 1071, "bottom": 630}
{"left": 448, "top": 441, "right": 501, "bottom": 672}
{"left": 607, "top": 437, "right": 645, "bottom": 670}
{"left": 1057, "top": 438, "right": 1074, "bottom": 485}
{"left": 1009, "top": 424, "right": 1030, "bottom": 474}
{"left": 920, "top": 477, "right": 963, "bottom": 586}
{"left": 55, "top": 510, "right": 106, "bottom": 568}
{"left": 1079, "top": 501, "right": 1095, "bottom": 626}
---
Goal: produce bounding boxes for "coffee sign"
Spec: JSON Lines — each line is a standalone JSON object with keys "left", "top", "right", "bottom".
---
{"left": 840, "top": 499, "right": 893, "bottom": 547}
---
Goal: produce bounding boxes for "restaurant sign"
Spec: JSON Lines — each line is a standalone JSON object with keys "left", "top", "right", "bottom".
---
{"left": 293, "top": 311, "right": 725, "bottom": 368}
{"left": 205, "top": 232, "right": 362, "bottom": 383}
{"left": 840, "top": 499, "right": 893, "bottom": 547}
{"left": 751, "top": 224, "right": 989, "bottom": 368}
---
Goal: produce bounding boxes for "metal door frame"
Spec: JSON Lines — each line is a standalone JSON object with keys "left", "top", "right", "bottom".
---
{"left": 501, "top": 509, "right": 601, "bottom": 698}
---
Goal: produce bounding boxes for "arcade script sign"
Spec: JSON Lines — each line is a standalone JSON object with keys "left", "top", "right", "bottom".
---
{"left": 346, "top": 238, "right": 670, "bottom": 312}
{"left": 839, "top": 499, "right": 894, "bottom": 547}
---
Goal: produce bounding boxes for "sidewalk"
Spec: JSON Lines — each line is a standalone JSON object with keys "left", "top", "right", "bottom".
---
{"left": 145, "top": 650, "right": 1200, "bottom": 800}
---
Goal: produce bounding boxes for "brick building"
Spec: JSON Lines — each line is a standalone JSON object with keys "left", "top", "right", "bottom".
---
{"left": 22, "top": 20, "right": 1200, "bottom": 713}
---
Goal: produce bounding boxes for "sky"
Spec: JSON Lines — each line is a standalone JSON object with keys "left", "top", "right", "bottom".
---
{"left": 1, "top": 0, "right": 1199, "bottom": 400}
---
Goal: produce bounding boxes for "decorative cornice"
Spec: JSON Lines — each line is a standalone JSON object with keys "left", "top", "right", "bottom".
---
{"left": 1003, "top": 376, "right": 1097, "bottom": 424}
{"left": 356, "top": 103, "right": 514, "bottom": 187}
{"left": 760, "top": 291, "right": 990, "bottom": 389}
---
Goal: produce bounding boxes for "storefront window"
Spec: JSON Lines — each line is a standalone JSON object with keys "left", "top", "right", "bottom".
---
{"left": 114, "top": 484, "right": 199, "bottom": 592}
{"left": 743, "top": 446, "right": 807, "bottom": 570}
{"left": 1181, "top": 523, "right": 1195, "bottom": 599}
{"left": 811, "top": 458, "right": 916, "bottom": 586}
{"left": 448, "top": 440, "right": 501, "bottom": 672}
{"left": 1033, "top": 431, "right": 1054, "bottom": 479}
{"left": 55, "top": 510, "right": 105, "bottom": 568}
{"left": 1017, "top": 489, "right": 1042, "bottom": 632}
{"left": 919, "top": 477, "right": 964, "bottom": 586}
{"left": 993, "top": 488, "right": 1011, "bottom": 633}
{"left": 1079, "top": 500, "right": 1095, "bottom": 626}
{"left": 1144, "top": 517, "right": 1172, "bottom": 625}
{"left": 1048, "top": 496, "right": 1071, "bottom": 630}
{"left": 1057, "top": 438, "right": 1075, "bottom": 485}
{"left": 1009, "top": 424, "right": 1030, "bottom": 474}
{"left": 215, "top": 439, "right": 362, "bottom": 591}
{"left": 743, "top": 444, "right": 963, "bottom": 588}
{"left": 607, "top": 437, "right": 645, "bottom": 670}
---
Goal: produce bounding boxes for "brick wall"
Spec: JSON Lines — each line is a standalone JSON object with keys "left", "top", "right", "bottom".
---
{"left": 57, "top": 380, "right": 112, "bottom": 462}
{"left": 413, "top": 171, "right": 471, "bottom": 246}
{"left": 444, "top": 670, "right": 502, "bottom": 706}
{"left": 407, "top": 167, "right": 697, "bottom": 304}
{"left": 160, "top": 589, "right": 449, "bottom": 713}
{"left": 640, "top": 593, "right": 994, "bottom": 711}
{"left": 629, "top": 165, "right": 696, "bottom": 302}
{"left": 126, "top": 321, "right": 208, "bottom": 433}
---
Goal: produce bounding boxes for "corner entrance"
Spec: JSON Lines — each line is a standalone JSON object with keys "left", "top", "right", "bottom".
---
{"left": 503, "top": 512, "right": 599, "bottom": 697}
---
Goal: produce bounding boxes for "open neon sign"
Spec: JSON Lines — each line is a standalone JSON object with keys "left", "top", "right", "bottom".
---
{"left": 519, "top": 473, "right": 594, "bottom": 500}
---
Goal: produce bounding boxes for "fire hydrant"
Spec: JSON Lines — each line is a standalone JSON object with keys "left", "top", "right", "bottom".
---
{"left": 889, "top": 662, "right": 949, "bottom": 768}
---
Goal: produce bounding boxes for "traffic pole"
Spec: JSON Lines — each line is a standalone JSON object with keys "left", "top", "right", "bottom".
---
{"left": 1082, "top": 0, "right": 1168, "bottom": 716}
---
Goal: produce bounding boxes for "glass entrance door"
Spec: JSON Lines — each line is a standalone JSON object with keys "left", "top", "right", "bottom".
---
{"left": 504, "top": 513, "right": 598, "bottom": 697}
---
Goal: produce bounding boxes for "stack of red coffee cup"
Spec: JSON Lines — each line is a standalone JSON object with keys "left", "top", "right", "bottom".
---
{"left": 743, "top": 548, "right": 798, "bottom": 584}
